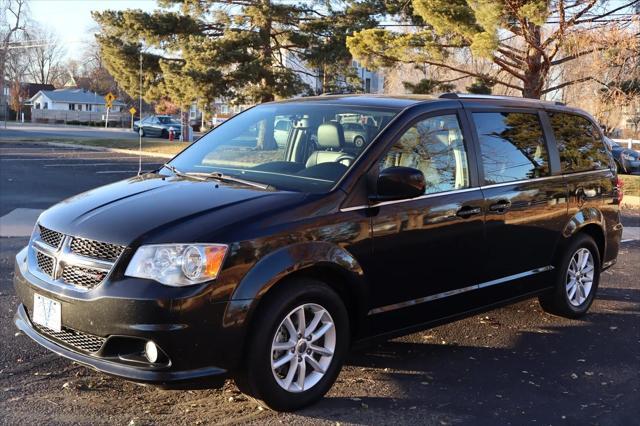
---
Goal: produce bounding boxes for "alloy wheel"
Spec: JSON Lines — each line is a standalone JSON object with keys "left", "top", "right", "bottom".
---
{"left": 270, "top": 303, "right": 336, "bottom": 393}
{"left": 566, "top": 248, "right": 595, "bottom": 306}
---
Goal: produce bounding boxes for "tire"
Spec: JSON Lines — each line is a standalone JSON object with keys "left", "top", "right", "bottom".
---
{"left": 615, "top": 160, "right": 626, "bottom": 174}
{"left": 538, "top": 234, "right": 600, "bottom": 318}
{"left": 234, "top": 278, "right": 349, "bottom": 411}
{"left": 161, "top": 129, "right": 168, "bottom": 139}
{"left": 138, "top": 127, "right": 145, "bottom": 137}
{"left": 353, "top": 136, "right": 365, "bottom": 148}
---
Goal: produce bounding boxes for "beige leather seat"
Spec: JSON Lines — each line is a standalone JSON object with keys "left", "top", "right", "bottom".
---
{"left": 306, "top": 122, "right": 354, "bottom": 168}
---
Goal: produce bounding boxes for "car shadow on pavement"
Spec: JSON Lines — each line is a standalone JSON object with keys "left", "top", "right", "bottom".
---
{"left": 293, "top": 295, "right": 640, "bottom": 425}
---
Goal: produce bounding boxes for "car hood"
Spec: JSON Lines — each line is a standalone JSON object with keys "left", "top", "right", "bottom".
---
{"left": 38, "top": 173, "right": 306, "bottom": 246}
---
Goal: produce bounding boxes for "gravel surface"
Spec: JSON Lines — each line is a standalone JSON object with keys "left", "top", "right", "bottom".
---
{"left": 1, "top": 144, "right": 638, "bottom": 425}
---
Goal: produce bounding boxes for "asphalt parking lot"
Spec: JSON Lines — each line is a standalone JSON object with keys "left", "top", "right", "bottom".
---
{"left": 0, "top": 142, "right": 639, "bottom": 425}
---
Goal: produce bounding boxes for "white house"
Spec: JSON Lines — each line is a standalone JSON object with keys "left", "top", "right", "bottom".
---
{"left": 28, "top": 88, "right": 125, "bottom": 113}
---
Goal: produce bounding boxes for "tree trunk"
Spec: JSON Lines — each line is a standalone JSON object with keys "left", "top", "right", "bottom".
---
{"left": 522, "top": 72, "right": 542, "bottom": 99}
{"left": 521, "top": 24, "right": 546, "bottom": 99}
{"left": 258, "top": 0, "right": 275, "bottom": 104}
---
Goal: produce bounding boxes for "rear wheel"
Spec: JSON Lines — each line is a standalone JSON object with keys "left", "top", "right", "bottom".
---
{"left": 615, "top": 160, "right": 626, "bottom": 174}
{"left": 234, "top": 278, "right": 349, "bottom": 411}
{"left": 539, "top": 234, "right": 600, "bottom": 318}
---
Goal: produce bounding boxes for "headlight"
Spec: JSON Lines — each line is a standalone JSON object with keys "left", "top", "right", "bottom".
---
{"left": 125, "top": 244, "right": 227, "bottom": 286}
{"left": 621, "top": 152, "right": 636, "bottom": 161}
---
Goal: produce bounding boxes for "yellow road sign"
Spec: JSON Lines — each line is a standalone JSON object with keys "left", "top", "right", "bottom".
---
{"left": 129, "top": 107, "right": 137, "bottom": 115}
{"left": 105, "top": 92, "right": 116, "bottom": 104}
{"left": 105, "top": 101, "right": 112, "bottom": 109}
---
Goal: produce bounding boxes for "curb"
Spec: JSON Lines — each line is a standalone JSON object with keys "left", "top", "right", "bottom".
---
{"left": 2, "top": 139, "right": 175, "bottom": 159}
{"left": 47, "top": 142, "right": 176, "bottom": 159}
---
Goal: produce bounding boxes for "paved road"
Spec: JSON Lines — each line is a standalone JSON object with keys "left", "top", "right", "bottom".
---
{"left": 0, "top": 144, "right": 639, "bottom": 425}
{"left": 0, "top": 123, "right": 203, "bottom": 142}
{"left": 0, "top": 123, "right": 140, "bottom": 141}
{"left": 0, "top": 143, "right": 165, "bottom": 216}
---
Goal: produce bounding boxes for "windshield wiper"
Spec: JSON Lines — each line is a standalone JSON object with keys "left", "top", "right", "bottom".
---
{"left": 189, "top": 172, "right": 271, "bottom": 190}
{"left": 164, "top": 165, "right": 270, "bottom": 189}
{"left": 163, "top": 164, "right": 206, "bottom": 181}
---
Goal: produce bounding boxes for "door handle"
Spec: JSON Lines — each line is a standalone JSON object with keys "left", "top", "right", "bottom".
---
{"left": 489, "top": 200, "right": 511, "bottom": 213}
{"left": 456, "top": 206, "right": 482, "bottom": 218}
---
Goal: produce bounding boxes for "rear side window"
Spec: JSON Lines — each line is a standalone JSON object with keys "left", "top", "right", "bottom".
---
{"left": 548, "top": 112, "right": 609, "bottom": 173}
{"left": 473, "top": 112, "right": 549, "bottom": 184}
{"left": 380, "top": 114, "right": 470, "bottom": 194}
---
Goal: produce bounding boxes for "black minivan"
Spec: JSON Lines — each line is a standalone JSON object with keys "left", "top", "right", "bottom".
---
{"left": 13, "top": 94, "right": 623, "bottom": 411}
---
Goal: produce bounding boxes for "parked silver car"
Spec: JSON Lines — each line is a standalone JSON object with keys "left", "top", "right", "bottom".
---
{"left": 133, "top": 115, "right": 182, "bottom": 138}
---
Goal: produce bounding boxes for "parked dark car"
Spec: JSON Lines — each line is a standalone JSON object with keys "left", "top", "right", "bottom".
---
{"left": 605, "top": 136, "right": 640, "bottom": 174}
{"left": 14, "top": 94, "right": 623, "bottom": 411}
{"left": 133, "top": 115, "right": 182, "bottom": 138}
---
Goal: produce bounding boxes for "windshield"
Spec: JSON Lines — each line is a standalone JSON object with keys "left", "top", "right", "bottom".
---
{"left": 166, "top": 102, "right": 400, "bottom": 192}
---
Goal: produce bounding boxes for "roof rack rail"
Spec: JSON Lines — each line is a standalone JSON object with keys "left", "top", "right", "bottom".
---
{"left": 438, "top": 92, "right": 565, "bottom": 106}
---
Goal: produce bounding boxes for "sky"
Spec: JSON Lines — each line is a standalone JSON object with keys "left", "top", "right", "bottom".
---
{"left": 28, "top": 0, "right": 157, "bottom": 60}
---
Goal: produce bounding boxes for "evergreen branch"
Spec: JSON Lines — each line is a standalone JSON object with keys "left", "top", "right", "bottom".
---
{"left": 496, "top": 46, "right": 526, "bottom": 64}
{"left": 541, "top": 76, "right": 596, "bottom": 94}
{"left": 550, "top": 46, "right": 607, "bottom": 66}
{"left": 492, "top": 56, "right": 527, "bottom": 81}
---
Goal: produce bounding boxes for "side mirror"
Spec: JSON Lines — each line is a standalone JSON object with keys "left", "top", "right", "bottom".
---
{"left": 370, "top": 166, "right": 426, "bottom": 202}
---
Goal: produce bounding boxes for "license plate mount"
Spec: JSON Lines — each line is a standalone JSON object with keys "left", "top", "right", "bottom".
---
{"left": 32, "top": 293, "right": 62, "bottom": 332}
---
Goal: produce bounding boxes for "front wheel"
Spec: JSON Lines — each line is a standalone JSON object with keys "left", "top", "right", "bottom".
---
{"left": 138, "top": 127, "right": 145, "bottom": 137}
{"left": 539, "top": 234, "right": 600, "bottom": 318}
{"left": 234, "top": 278, "right": 349, "bottom": 411}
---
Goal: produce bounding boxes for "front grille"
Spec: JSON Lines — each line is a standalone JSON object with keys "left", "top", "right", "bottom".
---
{"left": 39, "top": 225, "right": 63, "bottom": 249}
{"left": 36, "top": 251, "right": 55, "bottom": 277}
{"left": 33, "top": 323, "right": 106, "bottom": 353}
{"left": 31, "top": 224, "right": 125, "bottom": 292}
{"left": 70, "top": 237, "right": 125, "bottom": 262}
{"left": 61, "top": 265, "right": 106, "bottom": 290}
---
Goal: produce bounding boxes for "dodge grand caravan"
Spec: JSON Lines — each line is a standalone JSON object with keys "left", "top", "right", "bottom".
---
{"left": 13, "top": 94, "right": 623, "bottom": 411}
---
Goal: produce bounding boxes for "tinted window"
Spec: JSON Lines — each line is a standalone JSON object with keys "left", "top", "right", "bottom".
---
{"left": 474, "top": 112, "right": 549, "bottom": 184}
{"left": 549, "top": 113, "right": 609, "bottom": 172}
{"left": 380, "top": 114, "right": 470, "bottom": 194}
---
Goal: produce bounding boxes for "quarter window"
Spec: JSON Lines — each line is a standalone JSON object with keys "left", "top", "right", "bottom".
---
{"left": 548, "top": 112, "right": 609, "bottom": 173}
{"left": 474, "top": 112, "right": 549, "bottom": 184}
{"left": 380, "top": 114, "right": 470, "bottom": 194}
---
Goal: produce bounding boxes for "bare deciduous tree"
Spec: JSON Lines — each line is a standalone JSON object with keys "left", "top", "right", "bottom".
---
{"left": 1, "top": 0, "right": 28, "bottom": 115}
{"left": 24, "top": 27, "right": 66, "bottom": 85}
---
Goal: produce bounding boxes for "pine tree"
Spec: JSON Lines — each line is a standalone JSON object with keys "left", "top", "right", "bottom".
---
{"left": 347, "top": 0, "right": 638, "bottom": 99}
{"left": 93, "top": 0, "right": 319, "bottom": 109}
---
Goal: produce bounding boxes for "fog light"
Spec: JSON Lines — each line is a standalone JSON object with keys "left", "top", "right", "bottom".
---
{"left": 145, "top": 341, "right": 158, "bottom": 363}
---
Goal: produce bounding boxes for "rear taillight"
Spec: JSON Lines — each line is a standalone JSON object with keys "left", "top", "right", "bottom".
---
{"left": 615, "top": 176, "right": 624, "bottom": 205}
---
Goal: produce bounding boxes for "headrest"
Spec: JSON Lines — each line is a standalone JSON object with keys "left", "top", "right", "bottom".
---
{"left": 317, "top": 122, "right": 345, "bottom": 149}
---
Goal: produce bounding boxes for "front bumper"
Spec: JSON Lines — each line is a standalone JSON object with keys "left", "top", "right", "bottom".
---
{"left": 14, "top": 304, "right": 225, "bottom": 387}
{"left": 12, "top": 246, "right": 233, "bottom": 387}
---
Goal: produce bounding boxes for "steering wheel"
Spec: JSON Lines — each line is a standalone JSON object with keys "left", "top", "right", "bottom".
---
{"left": 336, "top": 154, "right": 355, "bottom": 166}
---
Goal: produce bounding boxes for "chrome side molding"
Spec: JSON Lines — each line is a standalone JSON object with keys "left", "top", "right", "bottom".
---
{"left": 368, "top": 266, "right": 554, "bottom": 315}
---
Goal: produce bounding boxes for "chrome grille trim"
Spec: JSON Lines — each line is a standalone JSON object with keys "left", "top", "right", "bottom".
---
{"left": 70, "top": 237, "right": 125, "bottom": 262}
{"left": 29, "top": 225, "right": 125, "bottom": 292}
{"left": 62, "top": 265, "right": 107, "bottom": 290}
{"left": 38, "top": 225, "right": 63, "bottom": 249}
{"left": 35, "top": 251, "right": 55, "bottom": 277}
